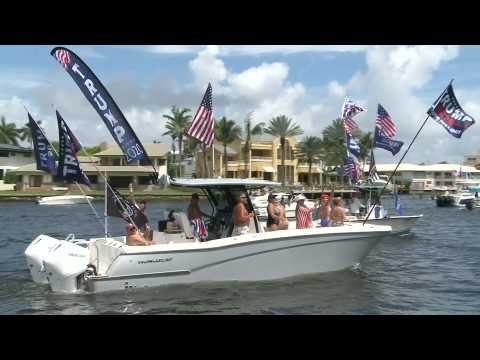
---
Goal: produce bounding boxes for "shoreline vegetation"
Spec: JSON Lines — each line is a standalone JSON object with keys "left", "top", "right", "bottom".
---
{"left": 0, "top": 188, "right": 201, "bottom": 201}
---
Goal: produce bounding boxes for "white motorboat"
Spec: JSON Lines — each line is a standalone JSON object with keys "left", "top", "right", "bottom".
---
{"left": 450, "top": 192, "right": 475, "bottom": 207}
{"left": 25, "top": 178, "right": 392, "bottom": 293}
{"left": 36, "top": 195, "right": 95, "bottom": 205}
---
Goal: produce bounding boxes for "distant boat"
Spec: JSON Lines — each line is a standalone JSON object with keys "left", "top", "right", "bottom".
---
{"left": 36, "top": 195, "right": 94, "bottom": 205}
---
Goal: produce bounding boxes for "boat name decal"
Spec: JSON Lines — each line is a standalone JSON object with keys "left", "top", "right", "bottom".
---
{"left": 138, "top": 257, "right": 173, "bottom": 265}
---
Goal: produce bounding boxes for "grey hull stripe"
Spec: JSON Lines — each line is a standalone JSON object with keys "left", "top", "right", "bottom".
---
{"left": 91, "top": 269, "right": 191, "bottom": 282}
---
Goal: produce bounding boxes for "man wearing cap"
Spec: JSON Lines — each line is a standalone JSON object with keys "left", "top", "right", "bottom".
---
{"left": 295, "top": 194, "right": 313, "bottom": 229}
{"left": 318, "top": 194, "right": 332, "bottom": 227}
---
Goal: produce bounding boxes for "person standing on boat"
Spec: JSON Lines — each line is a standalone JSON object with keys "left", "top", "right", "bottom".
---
{"left": 266, "top": 194, "right": 283, "bottom": 231}
{"left": 318, "top": 194, "right": 332, "bottom": 227}
{"left": 129, "top": 182, "right": 152, "bottom": 242}
{"left": 232, "top": 192, "right": 254, "bottom": 236}
{"left": 349, "top": 192, "right": 365, "bottom": 218}
{"left": 330, "top": 198, "right": 347, "bottom": 226}
{"left": 295, "top": 195, "right": 313, "bottom": 229}
{"left": 187, "top": 193, "right": 209, "bottom": 241}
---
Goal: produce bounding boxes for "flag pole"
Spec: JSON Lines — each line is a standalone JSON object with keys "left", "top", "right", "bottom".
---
{"left": 362, "top": 80, "right": 454, "bottom": 225}
{"left": 104, "top": 170, "right": 108, "bottom": 239}
{"left": 23, "top": 106, "right": 104, "bottom": 230}
{"left": 362, "top": 113, "right": 431, "bottom": 225}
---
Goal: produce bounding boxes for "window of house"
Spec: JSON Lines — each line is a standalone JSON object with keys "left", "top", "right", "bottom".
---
{"left": 445, "top": 181, "right": 453, "bottom": 186}
{"left": 24, "top": 153, "right": 31, "bottom": 157}
{"left": 112, "top": 158, "right": 121, "bottom": 166}
{"left": 157, "top": 159, "right": 166, "bottom": 166}
{"left": 444, "top": 172, "right": 452, "bottom": 177}
{"left": 0, "top": 151, "right": 9, "bottom": 157}
{"left": 434, "top": 172, "right": 442, "bottom": 177}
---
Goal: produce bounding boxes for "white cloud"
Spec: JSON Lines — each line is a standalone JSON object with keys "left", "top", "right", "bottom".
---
{"left": 113, "top": 45, "right": 370, "bottom": 56}
{"left": 227, "top": 62, "right": 289, "bottom": 100}
{"left": 188, "top": 45, "right": 229, "bottom": 88}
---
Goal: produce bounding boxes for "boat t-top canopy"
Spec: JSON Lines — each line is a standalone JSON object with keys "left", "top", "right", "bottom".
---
{"left": 170, "top": 178, "right": 280, "bottom": 189}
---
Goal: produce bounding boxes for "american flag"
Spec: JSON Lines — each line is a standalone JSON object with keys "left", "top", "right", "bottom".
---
{"left": 376, "top": 104, "right": 397, "bottom": 138}
{"left": 368, "top": 152, "right": 380, "bottom": 181}
{"left": 55, "top": 49, "right": 71, "bottom": 69}
{"left": 186, "top": 83, "right": 214, "bottom": 147}
{"left": 344, "top": 156, "right": 361, "bottom": 184}
{"left": 343, "top": 117, "right": 358, "bottom": 135}
{"left": 342, "top": 98, "right": 366, "bottom": 119}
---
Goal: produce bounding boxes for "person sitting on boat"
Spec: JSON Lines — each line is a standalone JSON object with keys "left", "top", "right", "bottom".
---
{"left": 129, "top": 183, "right": 151, "bottom": 242}
{"left": 318, "top": 194, "right": 332, "bottom": 227}
{"left": 295, "top": 195, "right": 313, "bottom": 229}
{"left": 330, "top": 198, "right": 347, "bottom": 226}
{"left": 232, "top": 192, "right": 254, "bottom": 236}
{"left": 126, "top": 223, "right": 152, "bottom": 246}
{"left": 187, "top": 193, "right": 209, "bottom": 242}
{"left": 349, "top": 192, "right": 365, "bottom": 218}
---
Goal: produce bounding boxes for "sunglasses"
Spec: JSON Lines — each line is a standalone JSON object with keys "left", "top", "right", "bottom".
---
{"left": 240, "top": 196, "right": 247, "bottom": 199}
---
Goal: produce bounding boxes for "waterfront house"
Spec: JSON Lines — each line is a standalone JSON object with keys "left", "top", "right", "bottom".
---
{"left": 194, "top": 136, "right": 323, "bottom": 185}
{"left": 12, "top": 143, "right": 169, "bottom": 191}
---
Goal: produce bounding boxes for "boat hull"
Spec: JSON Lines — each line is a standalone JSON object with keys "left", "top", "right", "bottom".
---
{"left": 85, "top": 225, "right": 389, "bottom": 293}
{"left": 37, "top": 195, "right": 94, "bottom": 205}
{"left": 348, "top": 215, "right": 422, "bottom": 235}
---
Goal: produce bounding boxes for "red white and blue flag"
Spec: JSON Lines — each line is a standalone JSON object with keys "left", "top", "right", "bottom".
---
{"left": 186, "top": 83, "right": 214, "bottom": 147}
{"left": 376, "top": 104, "right": 397, "bottom": 138}
{"left": 342, "top": 97, "right": 367, "bottom": 120}
{"left": 343, "top": 117, "right": 358, "bottom": 135}
{"left": 428, "top": 83, "right": 476, "bottom": 138}
{"left": 344, "top": 156, "right": 361, "bottom": 184}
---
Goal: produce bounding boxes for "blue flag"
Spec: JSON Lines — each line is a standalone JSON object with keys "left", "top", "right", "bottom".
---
{"left": 374, "top": 127, "right": 404, "bottom": 156}
{"left": 394, "top": 192, "right": 403, "bottom": 215}
{"left": 28, "top": 113, "right": 57, "bottom": 175}
{"left": 50, "top": 47, "right": 158, "bottom": 182}
{"left": 56, "top": 111, "right": 90, "bottom": 187}
{"left": 346, "top": 134, "right": 361, "bottom": 159}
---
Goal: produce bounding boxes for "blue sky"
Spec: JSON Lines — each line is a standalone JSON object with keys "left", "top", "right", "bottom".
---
{"left": 1, "top": 45, "right": 479, "bottom": 164}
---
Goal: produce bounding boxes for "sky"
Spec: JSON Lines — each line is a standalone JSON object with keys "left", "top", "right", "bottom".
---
{"left": 1, "top": 44, "right": 479, "bottom": 164}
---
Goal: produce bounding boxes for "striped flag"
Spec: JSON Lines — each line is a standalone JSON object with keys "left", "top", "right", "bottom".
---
{"left": 186, "top": 83, "right": 214, "bottom": 147}
{"left": 343, "top": 117, "right": 358, "bottom": 135}
{"left": 342, "top": 97, "right": 367, "bottom": 119}
{"left": 54, "top": 48, "right": 71, "bottom": 69}
{"left": 376, "top": 104, "right": 397, "bottom": 138}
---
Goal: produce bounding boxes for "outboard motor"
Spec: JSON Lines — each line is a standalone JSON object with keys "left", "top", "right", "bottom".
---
{"left": 42, "top": 240, "right": 90, "bottom": 293}
{"left": 24, "top": 235, "right": 63, "bottom": 284}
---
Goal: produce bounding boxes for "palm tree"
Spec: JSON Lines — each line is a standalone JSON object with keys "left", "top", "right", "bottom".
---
{"left": 264, "top": 115, "right": 304, "bottom": 186}
{"left": 242, "top": 112, "right": 265, "bottom": 178}
{"left": 162, "top": 106, "right": 192, "bottom": 176}
{"left": 0, "top": 116, "right": 21, "bottom": 145}
{"left": 297, "top": 136, "right": 323, "bottom": 187}
{"left": 215, "top": 117, "right": 242, "bottom": 178}
{"left": 19, "top": 120, "right": 43, "bottom": 147}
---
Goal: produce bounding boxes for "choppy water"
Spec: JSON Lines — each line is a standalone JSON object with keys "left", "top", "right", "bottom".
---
{"left": 1, "top": 195, "right": 479, "bottom": 315}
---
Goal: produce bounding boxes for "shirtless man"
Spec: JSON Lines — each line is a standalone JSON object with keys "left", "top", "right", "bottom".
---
{"left": 187, "top": 193, "right": 209, "bottom": 241}
{"left": 126, "top": 223, "right": 152, "bottom": 246}
{"left": 330, "top": 198, "right": 347, "bottom": 226}
{"left": 232, "top": 192, "right": 254, "bottom": 236}
{"left": 318, "top": 194, "right": 332, "bottom": 227}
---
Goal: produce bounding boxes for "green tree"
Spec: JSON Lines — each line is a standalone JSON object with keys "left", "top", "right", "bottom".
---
{"left": 242, "top": 112, "right": 265, "bottom": 178}
{"left": 297, "top": 136, "right": 323, "bottom": 187}
{"left": 215, "top": 117, "right": 242, "bottom": 177}
{"left": 0, "top": 116, "right": 21, "bottom": 146}
{"left": 320, "top": 118, "right": 363, "bottom": 167}
{"left": 264, "top": 115, "right": 304, "bottom": 186}
{"left": 162, "top": 106, "right": 192, "bottom": 176}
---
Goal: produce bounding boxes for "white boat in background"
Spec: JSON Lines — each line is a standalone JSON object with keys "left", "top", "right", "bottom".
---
{"left": 25, "top": 178, "right": 392, "bottom": 293}
{"left": 36, "top": 195, "right": 95, "bottom": 205}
